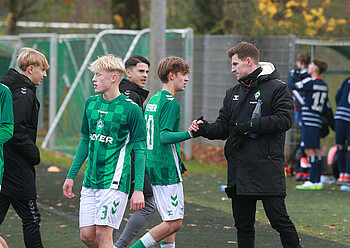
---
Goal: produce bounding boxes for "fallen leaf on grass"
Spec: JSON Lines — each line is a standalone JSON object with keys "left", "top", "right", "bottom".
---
{"left": 47, "top": 166, "right": 61, "bottom": 172}
{"left": 59, "top": 225, "right": 67, "bottom": 227}
{"left": 224, "top": 226, "right": 232, "bottom": 230}
{"left": 205, "top": 225, "right": 211, "bottom": 227}
{"left": 56, "top": 203, "right": 63, "bottom": 207}
{"left": 227, "top": 241, "right": 237, "bottom": 244}
{"left": 187, "top": 224, "right": 197, "bottom": 227}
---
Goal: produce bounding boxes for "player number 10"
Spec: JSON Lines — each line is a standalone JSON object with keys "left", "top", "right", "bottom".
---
{"left": 145, "top": 115, "right": 154, "bottom": 150}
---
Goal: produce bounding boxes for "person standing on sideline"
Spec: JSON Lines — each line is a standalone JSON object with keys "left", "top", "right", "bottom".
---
{"left": 334, "top": 76, "right": 350, "bottom": 183}
{"left": 0, "top": 48, "right": 49, "bottom": 248}
{"left": 190, "top": 42, "right": 301, "bottom": 248}
{"left": 287, "top": 52, "right": 310, "bottom": 181}
{"left": 0, "top": 83, "right": 13, "bottom": 191}
{"left": 62, "top": 54, "right": 146, "bottom": 248}
{"left": 131, "top": 56, "right": 193, "bottom": 248}
{"left": 290, "top": 58, "right": 329, "bottom": 190}
{"left": 114, "top": 55, "right": 156, "bottom": 248}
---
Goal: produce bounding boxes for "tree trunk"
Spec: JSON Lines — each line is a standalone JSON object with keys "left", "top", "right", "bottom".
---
{"left": 111, "top": 0, "right": 141, "bottom": 29}
{"left": 8, "top": 0, "right": 18, "bottom": 35}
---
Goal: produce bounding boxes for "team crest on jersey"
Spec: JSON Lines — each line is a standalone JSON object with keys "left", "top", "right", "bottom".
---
{"left": 97, "top": 118, "right": 104, "bottom": 129}
{"left": 232, "top": 95, "right": 239, "bottom": 101}
{"left": 146, "top": 104, "right": 157, "bottom": 112}
{"left": 254, "top": 90, "right": 260, "bottom": 99}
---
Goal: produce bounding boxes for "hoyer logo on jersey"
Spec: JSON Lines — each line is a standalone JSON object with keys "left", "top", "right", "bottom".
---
{"left": 90, "top": 133, "right": 113, "bottom": 144}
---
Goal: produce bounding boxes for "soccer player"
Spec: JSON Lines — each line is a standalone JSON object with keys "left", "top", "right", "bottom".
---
{"left": 0, "top": 83, "right": 13, "bottom": 191}
{"left": 334, "top": 76, "right": 350, "bottom": 183}
{"left": 114, "top": 55, "right": 156, "bottom": 248}
{"left": 287, "top": 53, "right": 311, "bottom": 181}
{"left": 291, "top": 58, "right": 329, "bottom": 190}
{"left": 62, "top": 54, "right": 146, "bottom": 248}
{"left": 130, "top": 56, "right": 192, "bottom": 248}
{"left": 0, "top": 48, "right": 49, "bottom": 248}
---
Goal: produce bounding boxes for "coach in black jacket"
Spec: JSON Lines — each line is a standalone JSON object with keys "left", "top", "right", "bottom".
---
{"left": 191, "top": 42, "right": 301, "bottom": 248}
{"left": 0, "top": 48, "right": 49, "bottom": 248}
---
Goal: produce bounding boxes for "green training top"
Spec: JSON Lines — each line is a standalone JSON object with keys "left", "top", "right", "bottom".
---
{"left": 144, "top": 90, "right": 191, "bottom": 186}
{"left": 0, "top": 83, "right": 14, "bottom": 186}
{"left": 67, "top": 94, "right": 146, "bottom": 194}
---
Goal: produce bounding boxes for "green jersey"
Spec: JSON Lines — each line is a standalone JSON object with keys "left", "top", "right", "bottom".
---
{"left": 144, "top": 90, "right": 184, "bottom": 185}
{"left": 0, "top": 84, "right": 13, "bottom": 186}
{"left": 71, "top": 94, "right": 146, "bottom": 193}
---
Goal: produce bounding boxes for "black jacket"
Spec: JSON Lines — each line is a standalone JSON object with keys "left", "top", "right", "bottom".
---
{"left": 119, "top": 78, "right": 153, "bottom": 197}
{"left": 0, "top": 68, "right": 40, "bottom": 199}
{"left": 203, "top": 63, "right": 294, "bottom": 196}
{"left": 119, "top": 79, "right": 149, "bottom": 111}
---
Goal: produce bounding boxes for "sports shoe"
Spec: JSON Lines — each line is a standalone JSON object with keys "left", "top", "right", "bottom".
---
{"left": 294, "top": 172, "right": 304, "bottom": 181}
{"left": 296, "top": 181, "right": 323, "bottom": 190}
{"left": 337, "top": 173, "right": 345, "bottom": 183}
{"left": 344, "top": 173, "right": 350, "bottom": 183}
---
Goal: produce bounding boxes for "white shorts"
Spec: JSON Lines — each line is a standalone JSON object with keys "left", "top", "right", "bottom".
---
{"left": 79, "top": 187, "right": 128, "bottom": 229}
{"left": 152, "top": 182, "right": 184, "bottom": 221}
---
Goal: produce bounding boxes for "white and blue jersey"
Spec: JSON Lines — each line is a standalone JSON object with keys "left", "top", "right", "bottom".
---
{"left": 334, "top": 77, "right": 350, "bottom": 122}
{"left": 290, "top": 76, "right": 329, "bottom": 129}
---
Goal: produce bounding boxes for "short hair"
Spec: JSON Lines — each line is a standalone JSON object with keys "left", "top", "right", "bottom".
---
{"left": 89, "top": 54, "right": 125, "bottom": 77}
{"left": 296, "top": 53, "right": 310, "bottom": 66}
{"left": 313, "top": 58, "right": 328, "bottom": 74}
{"left": 125, "top": 55, "right": 150, "bottom": 69}
{"left": 17, "top": 47, "right": 50, "bottom": 71}
{"left": 227, "top": 42, "right": 260, "bottom": 65}
{"left": 157, "top": 56, "right": 190, "bottom": 83}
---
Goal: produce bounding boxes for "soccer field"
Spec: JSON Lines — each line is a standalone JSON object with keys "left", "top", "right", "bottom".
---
{"left": 0, "top": 161, "right": 350, "bottom": 247}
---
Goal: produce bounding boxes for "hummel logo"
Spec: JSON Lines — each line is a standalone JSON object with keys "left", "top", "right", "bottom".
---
{"left": 111, "top": 201, "right": 119, "bottom": 214}
{"left": 98, "top": 110, "right": 108, "bottom": 114}
{"left": 171, "top": 195, "right": 178, "bottom": 207}
{"left": 233, "top": 95, "right": 239, "bottom": 101}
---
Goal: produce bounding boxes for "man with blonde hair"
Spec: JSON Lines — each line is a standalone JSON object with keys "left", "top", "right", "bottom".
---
{"left": 0, "top": 47, "right": 49, "bottom": 248}
{"left": 63, "top": 55, "right": 146, "bottom": 248}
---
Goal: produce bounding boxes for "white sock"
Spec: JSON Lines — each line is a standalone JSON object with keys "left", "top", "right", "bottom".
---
{"left": 161, "top": 242, "right": 175, "bottom": 248}
{"left": 140, "top": 232, "right": 157, "bottom": 247}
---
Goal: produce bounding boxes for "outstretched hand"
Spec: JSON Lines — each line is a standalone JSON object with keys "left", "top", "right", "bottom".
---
{"left": 189, "top": 116, "right": 208, "bottom": 137}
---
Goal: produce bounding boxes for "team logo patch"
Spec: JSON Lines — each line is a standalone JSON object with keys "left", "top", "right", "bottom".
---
{"left": 232, "top": 95, "right": 239, "bottom": 101}
{"left": 146, "top": 104, "right": 157, "bottom": 112}
{"left": 254, "top": 90, "right": 260, "bottom": 99}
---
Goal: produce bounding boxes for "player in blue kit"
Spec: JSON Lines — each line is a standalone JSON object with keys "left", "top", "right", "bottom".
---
{"left": 334, "top": 76, "right": 350, "bottom": 183}
{"left": 290, "top": 58, "right": 329, "bottom": 190}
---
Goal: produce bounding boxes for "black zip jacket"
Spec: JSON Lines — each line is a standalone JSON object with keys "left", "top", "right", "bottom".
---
{"left": 119, "top": 78, "right": 153, "bottom": 197}
{"left": 0, "top": 68, "right": 40, "bottom": 199}
{"left": 202, "top": 63, "right": 294, "bottom": 196}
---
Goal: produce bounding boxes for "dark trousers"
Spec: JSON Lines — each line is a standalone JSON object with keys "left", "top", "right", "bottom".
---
{"left": 231, "top": 193, "right": 301, "bottom": 248}
{"left": 0, "top": 193, "right": 43, "bottom": 248}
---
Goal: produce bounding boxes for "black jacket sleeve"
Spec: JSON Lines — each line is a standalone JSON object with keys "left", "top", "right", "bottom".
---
{"left": 126, "top": 90, "right": 143, "bottom": 108}
{"left": 202, "top": 90, "right": 231, "bottom": 140}
{"left": 251, "top": 82, "right": 294, "bottom": 134}
{"left": 7, "top": 89, "right": 40, "bottom": 165}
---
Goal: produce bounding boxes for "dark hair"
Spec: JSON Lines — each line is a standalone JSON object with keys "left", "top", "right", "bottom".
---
{"left": 313, "top": 58, "right": 328, "bottom": 74}
{"left": 157, "top": 56, "right": 190, "bottom": 83}
{"left": 227, "top": 42, "right": 259, "bottom": 65}
{"left": 296, "top": 53, "right": 310, "bottom": 66}
{"left": 125, "top": 55, "right": 150, "bottom": 69}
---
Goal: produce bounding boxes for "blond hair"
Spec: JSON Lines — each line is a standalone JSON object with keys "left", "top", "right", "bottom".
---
{"left": 89, "top": 55, "right": 125, "bottom": 78}
{"left": 157, "top": 56, "right": 190, "bottom": 83}
{"left": 17, "top": 47, "right": 50, "bottom": 71}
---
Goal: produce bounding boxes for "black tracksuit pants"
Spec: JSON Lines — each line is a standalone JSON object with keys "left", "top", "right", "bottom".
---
{"left": 231, "top": 192, "right": 301, "bottom": 248}
{"left": 0, "top": 193, "right": 43, "bottom": 248}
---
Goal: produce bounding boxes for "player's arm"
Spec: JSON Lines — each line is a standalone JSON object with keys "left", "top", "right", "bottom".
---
{"left": 130, "top": 140, "right": 145, "bottom": 210}
{"left": 63, "top": 133, "right": 89, "bottom": 199}
{"left": 159, "top": 129, "right": 192, "bottom": 145}
{"left": 0, "top": 89, "right": 14, "bottom": 144}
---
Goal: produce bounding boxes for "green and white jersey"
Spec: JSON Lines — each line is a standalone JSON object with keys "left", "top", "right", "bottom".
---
{"left": 144, "top": 90, "right": 183, "bottom": 185}
{"left": 0, "top": 83, "right": 13, "bottom": 186}
{"left": 81, "top": 94, "right": 146, "bottom": 193}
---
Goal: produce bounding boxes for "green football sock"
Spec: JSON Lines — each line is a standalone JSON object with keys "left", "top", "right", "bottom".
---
{"left": 130, "top": 240, "right": 146, "bottom": 248}
{"left": 160, "top": 241, "right": 175, "bottom": 247}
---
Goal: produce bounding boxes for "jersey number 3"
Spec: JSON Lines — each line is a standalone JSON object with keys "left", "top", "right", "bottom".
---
{"left": 145, "top": 115, "right": 154, "bottom": 150}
